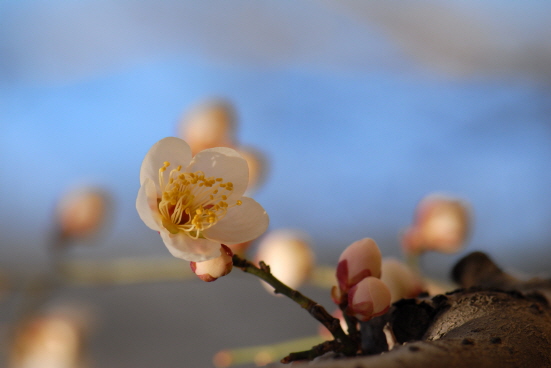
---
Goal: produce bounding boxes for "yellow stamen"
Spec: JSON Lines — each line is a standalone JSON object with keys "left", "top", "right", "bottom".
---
{"left": 156, "top": 164, "right": 241, "bottom": 238}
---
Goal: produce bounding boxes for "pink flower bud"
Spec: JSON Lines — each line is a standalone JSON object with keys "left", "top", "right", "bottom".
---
{"left": 347, "top": 277, "right": 391, "bottom": 322}
{"left": 190, "top": 245, "right": 233, "bottom": 282}
{"left": 402, "top": 194, "right": 471, "bottom": 255}
{"left": 56, "top": 187, "right": 110, "bottom": 241}
{"left": 336, "top": 238, "right": 382, "bottom": 293}
{"left": 381, "top": 258, "right": 424, "bottom": 303}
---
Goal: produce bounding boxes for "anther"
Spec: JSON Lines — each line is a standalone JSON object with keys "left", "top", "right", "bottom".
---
{"left": 156, "top": 167, "right": 237, "bottom": 238}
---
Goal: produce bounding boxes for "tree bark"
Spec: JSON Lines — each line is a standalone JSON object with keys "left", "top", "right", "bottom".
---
{"left": 288, "top": 252, "right": 551, "bottom": 368}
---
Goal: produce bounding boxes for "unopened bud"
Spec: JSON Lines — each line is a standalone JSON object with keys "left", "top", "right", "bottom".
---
{"left": 179, "top": 99, "right": 237, "bottom": 154}
{"left": 255, "top": 230, "right": 314, "bottom": 291}
{"left": 56, "top": 187, "right": 110, "bottom": 241}
{"left": 347, "top": 277, "right": 391, "bottom": 322}
{"left": 336, "top": 238, "right": 382, "bottom": 293}
{"left": 190, "top": 245, "right": 233, "bottom": 282}
{"left": 381, "top": 258, "right": 424, "bottom": 303}
{"left": 403, "top": 194, "right": 471, "bottom": 255}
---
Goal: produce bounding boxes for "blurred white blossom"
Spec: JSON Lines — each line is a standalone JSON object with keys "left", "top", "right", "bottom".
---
{"left": 56, "top": 187, "right": 110, "bottom": 241}
{"left": 255, "top": 229, "right": 314, "bottom": 291}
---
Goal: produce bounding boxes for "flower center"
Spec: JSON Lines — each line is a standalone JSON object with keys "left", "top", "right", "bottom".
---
{"left": 157, "top": 161, "right": 242, "bottom": 238}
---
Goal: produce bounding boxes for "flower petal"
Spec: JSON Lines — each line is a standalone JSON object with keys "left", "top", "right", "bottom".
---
{"left": 139, "top": 137, "right": 192, "bottom": 186}
{"left": 348, "top": 277, "right": 391, "bottom": 321}
{"left": 136, "top": 178, "right": 162, "bottom": 231}
{"left": 160, "top": 231, "right": 222, "bottom": 262}
{"left": 203, "top": 197, "right": 269, "bottom": 244}
{"left": 337, "top": 238, "right": 382, "bottom": 292}
{"left": 186, "top": 147, "right": 249, "bottom": 198}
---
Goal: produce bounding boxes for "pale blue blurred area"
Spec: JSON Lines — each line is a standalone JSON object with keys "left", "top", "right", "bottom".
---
{"left": 1, "top": 1, "right": 551, "bottom": 367}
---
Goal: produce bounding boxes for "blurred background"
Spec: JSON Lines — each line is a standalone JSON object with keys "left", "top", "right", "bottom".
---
{"left": 1, "top": 1, "right": 551, "bottom": 367}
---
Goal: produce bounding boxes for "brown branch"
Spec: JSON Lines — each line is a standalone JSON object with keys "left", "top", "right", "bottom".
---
{"left": 280, "top": 340, "right": 342, "bottom": 364}
{"left": 284, "top": 252, "right": 551, "bottom": 368}
{"left": 232, "top": 254, "right": 358, "bottom": 358}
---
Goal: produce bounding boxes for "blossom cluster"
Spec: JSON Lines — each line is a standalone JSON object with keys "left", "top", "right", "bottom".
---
{"left": 133, "top": 137, "right": 463, "bottom": 364}
{"left": 331, "top": 238, "right": 391, "bottom": 322}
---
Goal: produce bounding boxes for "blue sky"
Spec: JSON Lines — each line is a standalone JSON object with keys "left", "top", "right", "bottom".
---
{"left": 2, "top": 1, "right": 551, "bottom": 278}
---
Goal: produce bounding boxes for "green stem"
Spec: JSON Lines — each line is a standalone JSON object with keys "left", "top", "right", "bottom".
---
{"left": 232, "top": 255, "right": 352, "bottom": 347}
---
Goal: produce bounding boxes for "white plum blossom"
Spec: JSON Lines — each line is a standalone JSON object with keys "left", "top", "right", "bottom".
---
{"left": 136, "top": 137, "right": 269, "bottom": 262}
{"left": 255, "top": 229, "right": 315, "bottom": 292}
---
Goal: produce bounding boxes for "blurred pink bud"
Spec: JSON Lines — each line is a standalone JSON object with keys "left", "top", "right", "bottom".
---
{"left": 237, "top": 146, "right": 268, "bottom": 195}
{"left": 347, "top": 277, "right": 391, "bottom": 322}
{"left": 255, "top": 230, "right": 315, "bottom": 291}
{"left": 381, "top": 258, "right": 424, "bottom": 303}
{"left": 402, "top": 194, "right": 471, "bottom": 255}
{"left": 336, "top": 238, "right": 382, "bottom": 293}
{"left": 178, "top": 99, "right": 237, "bottom": 154}
{"left": 190, "top": 245, "right": 233, "bottom": 282}
{"left": 56, "top": 187, "right": 110, "bottom": 241}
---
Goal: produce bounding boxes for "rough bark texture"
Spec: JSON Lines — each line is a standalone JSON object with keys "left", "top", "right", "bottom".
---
{"left": 286, "top": 252, "right": 551, "bottom": 368}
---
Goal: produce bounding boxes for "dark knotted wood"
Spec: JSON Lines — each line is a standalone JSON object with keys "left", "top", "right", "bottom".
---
{"left": 289, "top": 252, "right": 551, "bottom": 367}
